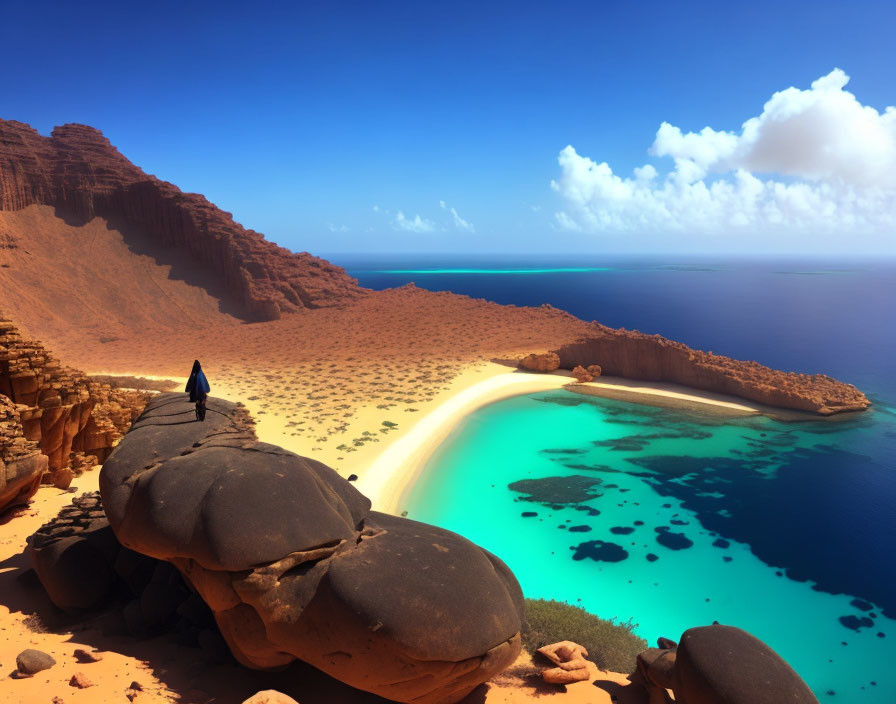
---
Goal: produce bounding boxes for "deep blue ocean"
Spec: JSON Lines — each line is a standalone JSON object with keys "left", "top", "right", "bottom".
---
{"left": 332, "top": 255, "right": 896, "bottom": 702}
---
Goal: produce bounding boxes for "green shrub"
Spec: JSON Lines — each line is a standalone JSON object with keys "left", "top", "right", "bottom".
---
{"left": 521, "top": 598, "right": 646, "bottom": 673}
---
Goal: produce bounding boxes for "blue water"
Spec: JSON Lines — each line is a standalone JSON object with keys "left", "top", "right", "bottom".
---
{"left": 331, "top": 255, "right": 896, "bottom": 702}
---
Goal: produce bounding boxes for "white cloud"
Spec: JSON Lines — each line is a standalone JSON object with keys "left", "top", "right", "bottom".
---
{"left": 326, "top": 222, "right": 348, "bottom": 232}
{"left": 553, "top": 69, "right": 896, "bottom": 241}
{"left": 393, "top": 210, "right": 435, "bottom": 233}
{"left": 439, "top": 200, "right": 475, "bottom": 231}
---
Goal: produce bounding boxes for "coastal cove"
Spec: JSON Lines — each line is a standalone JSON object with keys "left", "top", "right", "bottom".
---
{"left": 404, "top": 389, "right": 895, "bottom": 703}
{"left": 337, "top": 256, "right": 896, "bottom": 703}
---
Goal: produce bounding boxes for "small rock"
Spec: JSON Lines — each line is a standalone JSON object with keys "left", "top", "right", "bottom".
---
{"left": 538, "top": 640, "right": 591, "bottom": 685}
{"left": 15, "top": 648, "right": 56, "bottom": 676}
{"left": 73, "top": 648, "right": 102, "bottom": 663}
{"left": 69, "top": 672, "right": 94, "bottom": 688}
{"left": 571, "top": 365, "right": 593, "bottom": 383}
{"left": 126, "top": 681, "right": 144, "bottom": 702}
{"left": 52, "top": 697, "right": 64, "bottom": 704}
{"left": 53, "top": 468, "right": 74, "bottom": 490}
{"left": 543, "top": 665, "right": 590, "bottom": 684}
{"left": 242, "top": 690, "right": 301, "bottom": 704}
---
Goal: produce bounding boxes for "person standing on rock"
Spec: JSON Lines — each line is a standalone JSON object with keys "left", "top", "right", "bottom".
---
{"left": 185, "top": 360, "right": 210, "bottom": 421}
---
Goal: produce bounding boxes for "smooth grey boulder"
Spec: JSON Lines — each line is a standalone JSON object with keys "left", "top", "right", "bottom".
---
{"left": 16, "top": 648, "right": 56, "bottom": 676}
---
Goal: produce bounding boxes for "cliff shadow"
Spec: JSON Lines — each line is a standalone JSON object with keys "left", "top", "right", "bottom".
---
{"left": 54, "top": 207, "right": 251, "bottom": 321}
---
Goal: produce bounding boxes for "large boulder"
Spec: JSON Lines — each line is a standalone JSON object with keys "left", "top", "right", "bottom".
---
{"left": 100, "top": 393, "right": 524, "bottom": 704}
{"left": 634, "top": 624, "right": 818, "bottom": 703}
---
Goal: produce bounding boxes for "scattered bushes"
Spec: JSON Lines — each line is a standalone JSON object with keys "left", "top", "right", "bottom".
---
{"left": 522, "top": 598, "right": 646, "bottom": 673}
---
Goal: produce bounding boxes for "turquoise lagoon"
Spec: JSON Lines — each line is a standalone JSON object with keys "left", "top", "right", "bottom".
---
{"left": 405, "top": 391, "right": 896, "bottom": 703}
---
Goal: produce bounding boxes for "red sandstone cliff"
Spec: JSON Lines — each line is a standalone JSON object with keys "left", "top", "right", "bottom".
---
{"left": 552, "top": 324, "right": 870, "bottom": 415}
{"left": 0, "top": 315, "right": 151, "bottom": 511}
{"left": 0, "top": 120, "right": 363, "bottom": 321}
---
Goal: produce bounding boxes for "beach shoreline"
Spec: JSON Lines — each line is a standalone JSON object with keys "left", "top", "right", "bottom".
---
{"left": 81, "top": 363, "right": 855, "bottom": 520}
{"left": 351, "top": 365, "right": 767, "bottom": 515}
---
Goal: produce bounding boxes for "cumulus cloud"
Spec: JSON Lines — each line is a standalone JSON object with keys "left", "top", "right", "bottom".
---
{"left": 326, "top": 222, "right": 348, "bottom": 232}
{"left": 440, "top": 200, "right": 475, "bottom": 231}
{"left": 553, "top": 69, "right": 896, "bottom": 239}
{"left": 393, "top": 210, "right": 435, "bottom": 233}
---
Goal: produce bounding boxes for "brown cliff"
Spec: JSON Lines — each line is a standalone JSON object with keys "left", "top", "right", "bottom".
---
{"left": 553, "top": 324, "right": 869, "bottom": 415}
{"left": 0, "top": 119, "right": 363, "bottom": 321}
{"left": 0, "top": 315, "right": 150, "bottom": 510}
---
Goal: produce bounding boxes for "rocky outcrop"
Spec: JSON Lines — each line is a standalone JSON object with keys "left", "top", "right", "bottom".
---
{"left": 30, "top": 492, "right": 120, "bottom": 611}
{"left": 0, "top": 119, "right": 364, "bottom": 321}
{"left": 518, "top": 352, "right": 561, "bottom": 372}
{"left": 0, "top": 316, "right": 150, "bottom": 509}
{"left": 554, "top": 325, "right": 869, "bottom": 415}
{"left": 0, "top": 394, "right": 48, "bottom": 511}
{"left": 100, "top": 393, "right": 524, "bottom": 704}
{"left": 633, "top": 625, "right": 818, "bottom": 703}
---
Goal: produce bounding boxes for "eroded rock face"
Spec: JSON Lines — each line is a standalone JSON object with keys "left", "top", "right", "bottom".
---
{"left": 555, "top": 325, "right": 869, "bottom": 415}
{"left": 0, "top": 316, "right": 150, "bottom": 505}
{"left": 518, "top": 352, "right": 560, "bottom": 372}
{"left": 0, "top": 394, "right": 47, "bottom": 511}
{"left": 0, "top": 119, "right": 364, "bottom": 321}
{"left": 100, "top": 393, "right": 524, "bottom": 704}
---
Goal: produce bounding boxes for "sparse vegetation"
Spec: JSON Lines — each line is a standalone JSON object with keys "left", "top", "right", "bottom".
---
{"left": 522, "top": 598, "right": 646, "bottom": 673}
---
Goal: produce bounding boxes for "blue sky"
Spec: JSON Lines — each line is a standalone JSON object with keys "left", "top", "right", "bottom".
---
{"left": 4, "top": 1, "right": 895, "bottom": 255}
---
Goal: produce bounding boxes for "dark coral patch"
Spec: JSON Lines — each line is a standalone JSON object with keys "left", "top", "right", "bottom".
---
{"left": 712, "top": 538, "right": 730, "bottom": 548}
{"left": 851, "top": 598, "right": 873, "bottom": 611}
{"left": 646, "top": 553, "right": 659, "bottom": 562}
{"left": 568, "top": 525, "right": 592, "bottom": 533}
{"left": 508, "top": 475, "right": 602, "bottom": 505}
{"left": 610, "top": 526, "right": 635, "bottom": 535}
{"left": 625, "top": 449, "right": 896, "bottom": 618}
{"left": 521, "top": 511, "right": 538, "bottom": 518}
{"left": 570, "top": 540, "right": 628, "bottom": 563}
{"left": 654, "top": 526, "right": 693, "bottom": 550}
{"left": 839, "top": 615, "right": 874, "bottom": 631}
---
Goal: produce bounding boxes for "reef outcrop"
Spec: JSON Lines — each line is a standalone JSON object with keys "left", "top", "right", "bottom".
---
{"left": 553, "top": 325, "right": 869, "bottom": 415}
{"left": 0, "top": 316, "right": 150, "bottom": 510}
{"left": 0, "top": 119, "right": 363, "bottom": 321}
{"left": 99, "top": 393, "right": 524, "bottom": 704}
